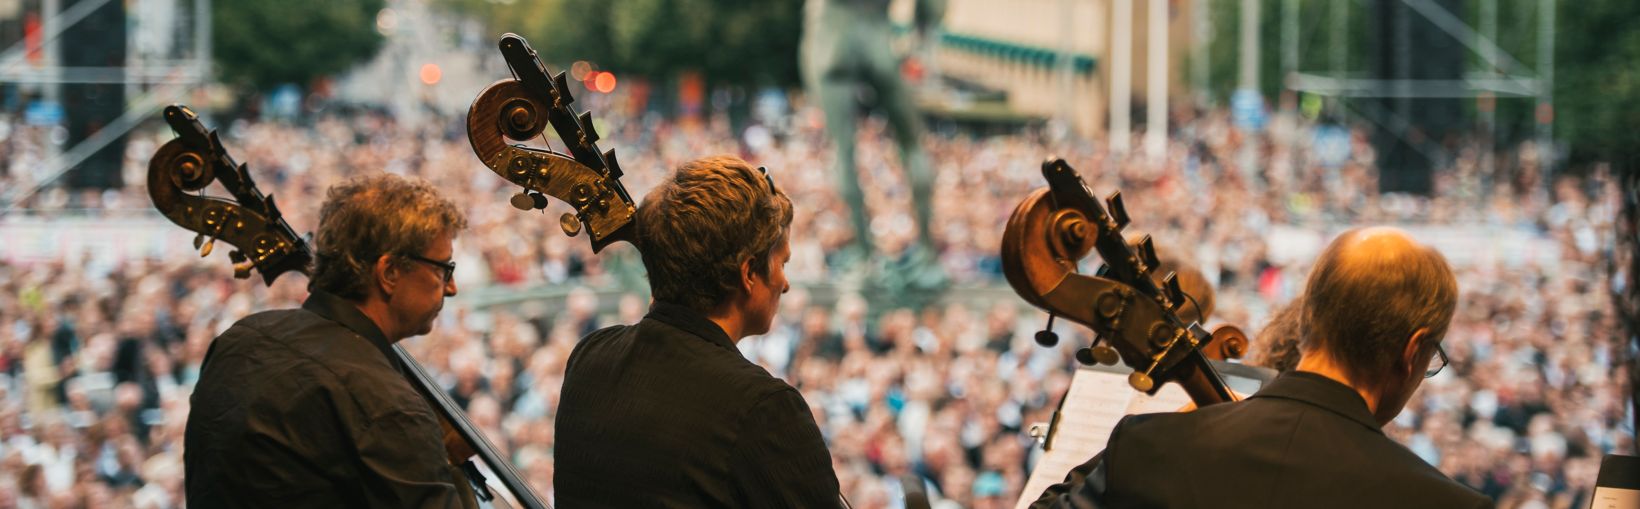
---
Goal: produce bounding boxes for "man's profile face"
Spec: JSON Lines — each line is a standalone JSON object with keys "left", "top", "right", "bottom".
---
{"left": 743, "top": 237, "right": 792, "bottom": 337}
{"left": 392, "top": 231, "right": 457, "bottom": 339}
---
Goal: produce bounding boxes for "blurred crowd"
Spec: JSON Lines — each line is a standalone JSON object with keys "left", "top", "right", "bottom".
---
{"left": 0, "top": 92, "right": 1631, "bottom": 509}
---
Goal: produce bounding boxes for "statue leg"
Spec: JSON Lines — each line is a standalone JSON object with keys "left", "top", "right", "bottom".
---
{"left": 871, "top": 57, "right": 936, "bottom": 252}
{"left": 864, "top": 50, "right": 948, "bottom": 303}
{"left": 818, "top": 77, "right": 873, "bottom": 258}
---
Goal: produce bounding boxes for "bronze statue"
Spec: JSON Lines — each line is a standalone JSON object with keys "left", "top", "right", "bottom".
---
{"left": 802, "top": 0, "right": 948, "bottom": 302}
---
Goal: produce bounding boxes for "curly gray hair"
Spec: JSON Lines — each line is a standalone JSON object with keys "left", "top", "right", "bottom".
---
{"left": 309, "top": 173, "right": 467, "bottom": 300}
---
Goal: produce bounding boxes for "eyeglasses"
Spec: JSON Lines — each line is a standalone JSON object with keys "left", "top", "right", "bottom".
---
{"left": 407, "top": 254, "right": 456, "bottom": 283}
{"left": 1423, "top": 343, "right": 1449, "bottom": 378}
{"left": 757, "top": 166, "right": 776, "bottom": 195}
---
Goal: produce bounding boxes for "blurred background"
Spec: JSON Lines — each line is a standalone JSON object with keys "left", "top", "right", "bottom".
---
{"left": 0, "top": 0, "right": 1635, "bottom": 507}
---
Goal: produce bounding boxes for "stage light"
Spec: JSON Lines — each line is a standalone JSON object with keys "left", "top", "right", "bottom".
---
{"left": 420, "top": 63, "right": 442, "bottom": 85}
{"left": 594, "top": 72, "right": 617, "bottom": 93}
{"left": 571, "top": 61, "right": 592, "bottom": 81}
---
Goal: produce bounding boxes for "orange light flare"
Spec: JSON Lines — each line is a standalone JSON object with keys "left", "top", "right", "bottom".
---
{"left": 419, "top": 63, "right": 442, "bottom": 86}
{"left": 593, "top": 71, "right": 617, "bottom": 93}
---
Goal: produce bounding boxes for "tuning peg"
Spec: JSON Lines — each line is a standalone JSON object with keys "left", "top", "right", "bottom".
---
{"left": 603, "top": 148, "right": 623, "bottom": 178}
{"left": 578, "top": 111, "right": 600, "bottom": 144}
{"left": 192, "top": 233, "right": 204, "bottom": 250}
{"left": 510, "top": 192, "right": 533, "bottom": 211}
{"left": 265, "top": 195, "right": 284, "bottom": 221}
{"left": 1075, "top": 340, "right": 1119, "bottom": 366}
{"left": 1105, "top": 191, "right": 1130, "bottom": 230}
{"left": 559, "top": 213, "right": 582, "bottom": 237}
{"left": 1136, "top": 235, "right": 1159, "bottom": 273}
{"left": 1128, "top": 371, "right": 1156, "bottom": 393}
{"left": 1034, "top": 314, "right": 1059, "bottom": 347}
{"left": 1162, "top": 271, "right": 1185, "bottom": 309}
{"left": 199, "top": 237, "right": 216, "bottom": 258}
{"left": 510, "top": 191, "right": 549, "bottom": 211}
{"left": 1074, "top": 346, "right": 1096, "bottom": 366}
{"left": 229, "top": 250, "right": 256, "bottom": 278}
{"left": 553, "top": 71, "right": 576, "bottom": 105}
{"left": 1091, "top": 343, "right": 1120, "bottom": 365}
{"left": 207, "top": 130, "right": 225, "bottom": 153}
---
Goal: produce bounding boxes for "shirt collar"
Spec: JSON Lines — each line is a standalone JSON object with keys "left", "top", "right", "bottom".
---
{"left": 302, "top": 289, "right": 399, "bottom": 368}
{"left": 1248, "top": 370, "right": 1384, "bottom": 433}
{"left": 645, "top": 300, "right": 737, "bottom": 352}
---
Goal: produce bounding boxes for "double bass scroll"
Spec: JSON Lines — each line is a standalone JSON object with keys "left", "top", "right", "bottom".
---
{"left": 149, "top": 105, "right": 310, "bottom": 284}
{"left": 1000, "top": 158, "right": 1245, "bottom": 407}
{"left": 467, "top": 33, "right": 637, "bottom": 252}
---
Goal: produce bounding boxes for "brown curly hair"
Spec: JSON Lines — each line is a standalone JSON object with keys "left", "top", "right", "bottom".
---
{"left": 635, "top": 155, "right": 794, "bottom": 312}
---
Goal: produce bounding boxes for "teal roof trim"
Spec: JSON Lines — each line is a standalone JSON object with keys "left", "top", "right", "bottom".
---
{"left": 895, "top": 25, "right": 1098, "bottom": 75}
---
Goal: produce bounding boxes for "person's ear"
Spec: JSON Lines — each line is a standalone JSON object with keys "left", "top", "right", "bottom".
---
{"left": 1401, "top": 328, "right": 1431, "bottom": 376}
{"left": 375, "top": 255, "right": 401, "bottom": 298}
{"left": 740, "top": 257, "right": 756, "bottom": 293}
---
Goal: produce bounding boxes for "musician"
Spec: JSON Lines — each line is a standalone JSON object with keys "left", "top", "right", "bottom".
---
{"left": 185, "top": 174, "right": 475, "bottom": 508}
{"left": 554, "top": 155, "right": 841, "bottom": 506}
{"left": 1031, "top": 227, "right": 1492, "bottom": 509}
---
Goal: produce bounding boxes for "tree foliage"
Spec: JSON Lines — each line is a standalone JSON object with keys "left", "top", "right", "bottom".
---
{"left": 212, "top": 0, "right": 386, "bottom": 92}
{"left": 438, "top": 0, "right": 802, "bottom": 88}
{"left": 1553, "top": 0, "right": 1640, "bottom": 171}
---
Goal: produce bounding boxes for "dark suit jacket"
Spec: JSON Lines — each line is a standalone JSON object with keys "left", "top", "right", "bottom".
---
{"left": 1032, "top": 371, "right": 1492, "bottom": 509}
{"left": 554, "top": 301, "right": 840, "bottom": 507}
{"left": 185, "top": 291, "right": 469, "bottom": 508}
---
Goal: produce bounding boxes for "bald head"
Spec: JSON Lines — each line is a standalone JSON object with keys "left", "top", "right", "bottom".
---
{"left": 1330, "top": 227, "right": 1427, "bottom": 271}
{"left": 1301, "top": 227, "right": 1458, "bottom": 389}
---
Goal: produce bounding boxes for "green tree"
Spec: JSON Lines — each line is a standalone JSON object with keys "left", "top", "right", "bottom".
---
{"left": 213, "top": 0, "right": 386, "bottom": 91}
{"left": 1554, "top": 0, "right": 1640, "bottom": 171}
{"left": 440, "top": 0, "right": 802, "bottom": 88}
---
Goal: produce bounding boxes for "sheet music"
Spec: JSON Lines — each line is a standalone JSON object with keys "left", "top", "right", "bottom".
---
{"left": 1014, "top": 367, "right": 1192, "bottom": 509}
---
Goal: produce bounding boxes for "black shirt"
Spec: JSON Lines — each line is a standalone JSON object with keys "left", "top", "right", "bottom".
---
{"left": 555, "top": 301, "right": 841, "bottom": 507}
{"left": 184, "top": 290, "right": 470, "bottom": 508}
{"left": 1031, "top": 371, "right": 1492, "bottom": 509}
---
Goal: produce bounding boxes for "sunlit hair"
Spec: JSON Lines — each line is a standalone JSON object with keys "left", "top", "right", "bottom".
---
{"left": 1251, "top": 298, "right": 1305, "bottom": 373}
{"left": 636, "top": 155, "right": 794, "bottom": 312}
{"left": 1301, "top": 227, "right": 1458, "bottom": 387}
{"left": 309, "top": 173, "right": 466, "bottom": 300}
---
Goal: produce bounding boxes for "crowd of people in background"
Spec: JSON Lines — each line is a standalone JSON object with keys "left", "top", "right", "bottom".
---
{"left": 0, "top": 91, "right": 1630, "bottom": 508}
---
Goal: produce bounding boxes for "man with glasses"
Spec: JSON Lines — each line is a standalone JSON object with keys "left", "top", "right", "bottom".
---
{"left": 554, "top": 156, "right": 841, "bottom": 506}
{"left": 1031, "top": 226, "right": 1491, "bottom": 509}
{"left": 186, "top": 173, "right": 475, "bottom": 507}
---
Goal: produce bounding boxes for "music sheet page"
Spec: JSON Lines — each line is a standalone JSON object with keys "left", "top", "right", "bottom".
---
{"left": 1014, "top": 368, "right": 1191, "bottom": 509}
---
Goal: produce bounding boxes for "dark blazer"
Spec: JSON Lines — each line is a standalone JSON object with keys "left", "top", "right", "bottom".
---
{"left": 554, "top": 301, "right": 841, "bottom": 507}
{"left": 1032, "top": 371, "right": 1492, "bottom": 509}
{"left": 185, "top": 291, "right": 469, "bottom": 508}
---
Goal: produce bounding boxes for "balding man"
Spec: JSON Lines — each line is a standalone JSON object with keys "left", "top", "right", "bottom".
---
{"left": 1030, "top": 227, "right": 1491, "bottom": 509}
